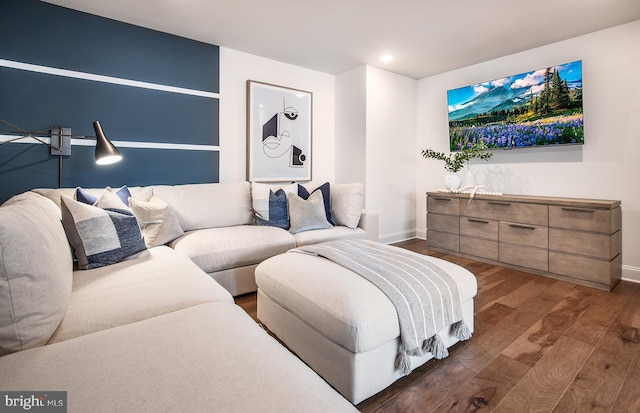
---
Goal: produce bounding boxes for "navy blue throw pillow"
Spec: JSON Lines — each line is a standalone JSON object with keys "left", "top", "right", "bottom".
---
{"left": 255, "top": 189, "right": 290, "bottom": 229}
{"left": 76, "top": 186, "right": 131, "bottom": 206}
{"left": 297, "top": 182, "right": 335, "bottom": 225}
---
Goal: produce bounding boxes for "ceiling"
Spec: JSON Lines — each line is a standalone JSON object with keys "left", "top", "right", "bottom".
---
{"left": 44, "top": 0, "right": 640, "bottom": 79}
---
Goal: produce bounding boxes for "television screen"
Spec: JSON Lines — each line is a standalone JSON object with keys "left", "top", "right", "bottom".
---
{"left": 447, "top": 60, "right": 583, "bottom": 151}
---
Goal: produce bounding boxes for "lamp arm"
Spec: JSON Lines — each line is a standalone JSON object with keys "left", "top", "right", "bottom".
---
{"left": 0, "top": 133, "right": 62, "bottom": 150}
{"left": 0, "top": 118, "right": 29, "bottom": 134}
{"left": 0, "top": 117, "right": 64, "bottom": 150}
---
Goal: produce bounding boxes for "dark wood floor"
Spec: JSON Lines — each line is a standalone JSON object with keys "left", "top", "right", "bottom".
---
{"left": 235, "top": 238, "right": 640, "bottom": 412}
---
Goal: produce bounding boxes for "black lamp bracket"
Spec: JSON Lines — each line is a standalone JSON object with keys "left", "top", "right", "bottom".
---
{"left": 49, "top": 127, "right": 72, "bottom": 156}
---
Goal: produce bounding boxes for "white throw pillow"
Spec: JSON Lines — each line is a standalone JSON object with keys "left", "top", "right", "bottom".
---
{"left": 331, "top": 183, "right": 364, "bottom": 229}
{"left": 129, "top": 196, "right": 185, "bottom": 247}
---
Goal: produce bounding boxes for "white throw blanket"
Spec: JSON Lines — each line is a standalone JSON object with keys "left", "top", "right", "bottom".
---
{"left": 294, "top": 239, "right": 471, "bottom": 375}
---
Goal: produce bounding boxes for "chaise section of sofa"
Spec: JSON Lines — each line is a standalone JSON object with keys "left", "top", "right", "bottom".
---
{"left": 0, "top": 302, "right": 357, "bottom": 412}
{"left": 48, "top": 246, "right": 233, "bottom": 344}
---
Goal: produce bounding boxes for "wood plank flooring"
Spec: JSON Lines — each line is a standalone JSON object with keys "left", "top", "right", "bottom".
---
{"left": 235, "top": 238, "right": 640, "bottom": 412}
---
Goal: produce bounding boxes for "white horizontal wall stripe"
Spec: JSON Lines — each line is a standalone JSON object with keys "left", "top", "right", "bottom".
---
{"left": 0, "top": 135, "right": 52, "bottom": 145}
{"left": 1, "top": 135, "right": 219, "bottom": 152}
{"left": 71, "top": 138, "right": 219, "bottom": 151}
{"left": 0, "top": 59, "right": 220, "bottom": 99}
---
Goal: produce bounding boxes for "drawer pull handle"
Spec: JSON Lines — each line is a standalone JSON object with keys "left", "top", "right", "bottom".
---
{"left": 509, "top": 224, "right": 536, "bottom": 230}
{"left": 561, "top": 207, "right": 595, "bottom": 213}
{"left": 489, "top": 201, "right": 511, "bottom": 206}
{"left": 468, "top": 218, "right": 489, "bottom": 224}
{"left": 433, "top": 197, "right": 451, "bottom": 202}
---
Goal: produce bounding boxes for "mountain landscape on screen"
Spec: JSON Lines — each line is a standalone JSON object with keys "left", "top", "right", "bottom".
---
{"left": 447, "top": 60, "right": 583, "bottom": 150}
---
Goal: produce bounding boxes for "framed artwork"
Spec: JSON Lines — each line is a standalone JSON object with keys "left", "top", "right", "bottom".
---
{"left": 247, "top": 80, "right": 312, "bottom": 181}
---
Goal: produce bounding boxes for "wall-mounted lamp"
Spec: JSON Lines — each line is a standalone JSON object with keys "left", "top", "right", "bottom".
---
{"left": 1, "top": 118, "right": 122, "bottom": 165}
{"left": 1, "top": 118, "right": 122, "bottom": 187}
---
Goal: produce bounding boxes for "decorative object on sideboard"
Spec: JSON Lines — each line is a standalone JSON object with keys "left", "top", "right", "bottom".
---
{"left": 0, "top": 118, "right": 122, "bottom": 187}
{"left": 421, "top": 142, "right": 492, "bottom": 190}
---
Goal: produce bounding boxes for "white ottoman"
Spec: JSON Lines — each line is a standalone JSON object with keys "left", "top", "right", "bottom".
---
{"left": 255, "top": 246, "right": 478, "bottom": 404}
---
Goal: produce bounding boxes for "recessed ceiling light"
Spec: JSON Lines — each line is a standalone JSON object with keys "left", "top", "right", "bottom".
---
{"left": 380, "top": 54, "right": 394, "bottom": 63}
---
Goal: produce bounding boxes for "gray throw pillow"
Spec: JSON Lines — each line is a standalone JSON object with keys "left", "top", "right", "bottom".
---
{"left": 288, "top": 190, "right": 333, "bottom": 234}
{"left": 61, "top": 195, "right": 146, "bottom": 269}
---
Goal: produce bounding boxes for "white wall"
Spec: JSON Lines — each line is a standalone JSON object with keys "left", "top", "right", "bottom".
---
{"left": 219, "top": 47, "right": 336, "bottom": 184}
{"left": 416, "top": 20, "right": 640, "bottom": 281}
{"left": 335, "top": 66, "right": 366, "bottom": 185}
{"left": 366, "top": 66, "right": 417, "bottom": 243}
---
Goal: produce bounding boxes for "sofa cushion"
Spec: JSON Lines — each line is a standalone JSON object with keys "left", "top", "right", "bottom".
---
{"left": 152, "top": 182, "right": 253, "bottom": 231}
{"left": 256, "top": 251, "right": 477, "bottom": 353}
{"left": 48, "top": 246, "right": 233, "bottom": 343}
{"left": 129, "top": 196, "right": 184, "bottom": 247}
{"left": 170, "top": 225, "right": 296, "bottom": 273}
{"left": 0, "top": 303, "right": 357, "bottom": 413}
{"left": 288, "top": 190, "right": 333, "bottom": 234}
{"left": 331, "top": 183, "right": 364, "bottom": 229}
{"left": 293, "top": 226, "right": 367, "bottom": 247}
{"left": 60, "top": 195, "right": 146, "bottom": 269}
{"left": 0, "top": 192, "right": 73, "bottom": 355}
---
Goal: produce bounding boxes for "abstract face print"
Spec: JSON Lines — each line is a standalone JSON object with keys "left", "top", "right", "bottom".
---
{"left": 262, "top": 98, "right": 306, "bottom": 167}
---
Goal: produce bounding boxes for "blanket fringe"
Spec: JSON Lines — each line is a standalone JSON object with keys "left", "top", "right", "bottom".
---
{"left": 423, "top": 334, "right": 449, "bottom": 359}
{"left": 394, "top": 352, "right": 411, "bottom": 376}
{"left": 451, "top": 320, "right": 472, "bottom": 341}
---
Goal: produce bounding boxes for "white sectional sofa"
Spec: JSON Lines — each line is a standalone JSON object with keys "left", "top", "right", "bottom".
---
{"left": 33, "top": 181, "right": 377, "bottom": 297}
{"left": 0, "top": 181, "right": 374, "bottom": 412}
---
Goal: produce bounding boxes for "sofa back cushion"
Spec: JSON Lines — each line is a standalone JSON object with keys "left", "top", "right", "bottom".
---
{"left": 151, "top": 182, "right": 253, "bottom": 231}
{"left": 0, "top": 192, "right": 73, "bottom": 355}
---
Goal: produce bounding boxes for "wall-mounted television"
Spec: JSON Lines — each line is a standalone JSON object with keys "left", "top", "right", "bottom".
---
{"left": 447, "top": 60, "right": 583, "bottom": 151}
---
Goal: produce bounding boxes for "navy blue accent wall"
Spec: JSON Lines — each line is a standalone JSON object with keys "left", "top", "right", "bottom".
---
{"left": 0, "top": 0, "right": 220, "bottom": 203}
{"left": 0, "top": 68, "right": 219, "bottom": 145}
{"left": 63, "top": 146, "right": 219, "bottom": 188}
{"left": 0, "top": 0, "right": 219, "bottom": 93}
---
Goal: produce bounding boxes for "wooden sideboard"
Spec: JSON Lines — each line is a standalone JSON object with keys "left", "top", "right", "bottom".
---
{"left": 426, "top": 192, "right": 622, "bottom": 291}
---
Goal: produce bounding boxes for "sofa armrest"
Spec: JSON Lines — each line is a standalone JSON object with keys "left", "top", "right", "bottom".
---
{"left": 358, "top": 209, "right": 379, "bottom": 242}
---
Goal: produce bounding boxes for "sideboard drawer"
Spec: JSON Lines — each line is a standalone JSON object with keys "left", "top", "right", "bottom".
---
{"left": 549, "top": 206, "right": 621, "bottom": 233}
{"left": 427, "top": 213, "right": 459, "bottom": 234}
{"left": 499, "top": 221, "right": 548, "bottom": 248}
{"left": 549, "top": 251, "right": 621, "bottom": 287}
{"left": 461, "top": 200, "right": 548, "bottom": 225}
{"left": 427, "top": 196, "right": 459, "bottom": 215}
{"left": 460, "top": 217, "right": 498, "bottom": 241}
{"left": 460, "top": 236, "right": 498, "bottom": 261}
{"left": 549, "top": 228, "right": 621, "bottom": 260}
{"left": 500, "top": 244, "right": 548, "bottom": 272}
{"left": 427, "top": 230, "right": 459, "bottom": 252}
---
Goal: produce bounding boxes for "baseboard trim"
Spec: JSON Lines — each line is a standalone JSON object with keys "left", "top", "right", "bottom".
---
{"left": 622, "top": 265, "right": 640, "bottom": 284}
{"left": 379, "top": 229, "right": 417, "bottom": 245}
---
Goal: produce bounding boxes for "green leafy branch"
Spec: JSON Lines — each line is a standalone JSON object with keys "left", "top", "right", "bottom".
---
{"left": 421, "top": 143, "right": 493, "bottom": 173}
